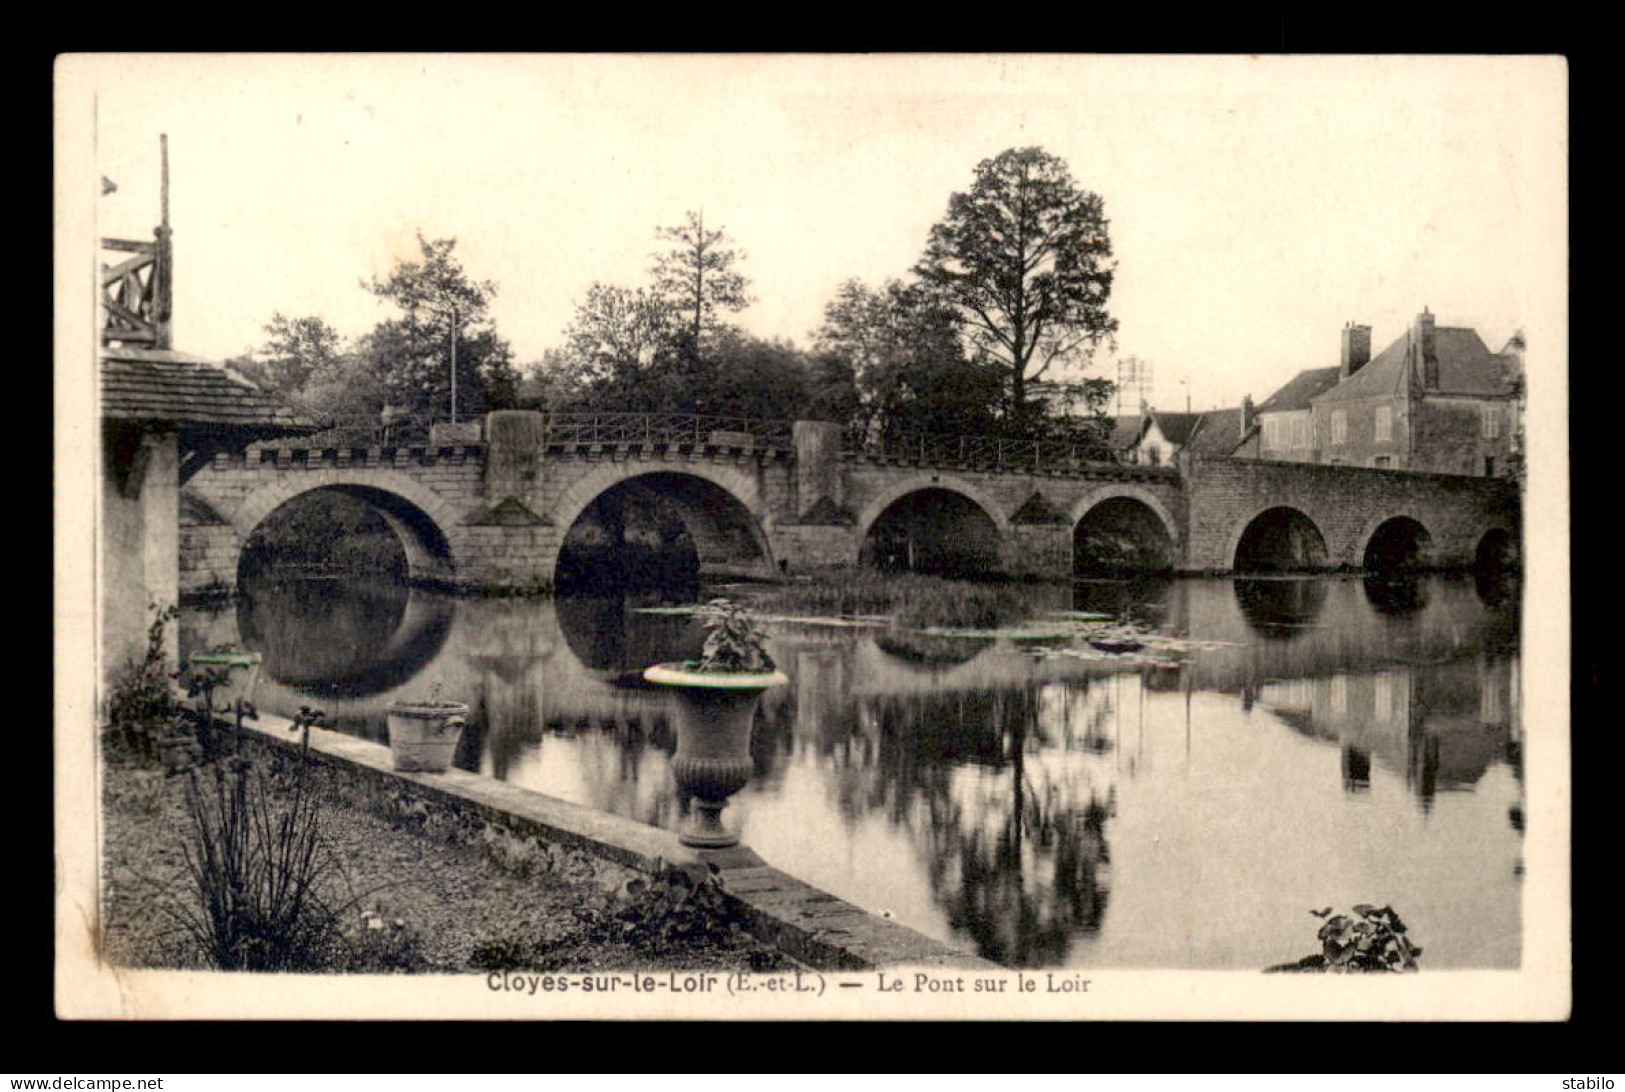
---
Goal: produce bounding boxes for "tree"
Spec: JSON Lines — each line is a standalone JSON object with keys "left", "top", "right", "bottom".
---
{"left": 703, "top": 331, "right": 817, "bottom": 421}
{"left": 230, "top": 313, "right": 346, "bottom": 399}
{"left": 363, "top": 233, "right": 518, "bottom": 417}
{"left": 559, "top": 282, "right": 677, "bottom": 399}
{"left": 915, "top": 147, "right": 1118, "bottom": 430}
{"left": 814, "top": 278, "right": 1002, "bottom": 439}
{"left": 650, "top": 210, "right": 751, "bottom": 352}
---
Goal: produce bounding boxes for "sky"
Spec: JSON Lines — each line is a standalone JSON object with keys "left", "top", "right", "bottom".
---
{"left": 68, "top": 53, "right": 1566, "bottom": 413}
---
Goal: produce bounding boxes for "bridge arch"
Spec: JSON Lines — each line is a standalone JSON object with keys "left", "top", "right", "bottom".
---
{"left": 1475, "top": 527, "right": 1519, "bottom": 570}
{"left": 551, "top": 462, "right": 775, "bottom": 584}
{"left": 233, "top": 469, "right": 463, "bottom": 584}
{"left": 1358, "top": 514, "right": 1435, "bottom": 571}
{"left": 1070, "top": 487, "right": 1182, "bottom": 575}
{"left": 855, "top": 474, "right": 1008, "bottom": 575}
{"left": 1229, "top": 505, "right": 1330, "bottom": 572}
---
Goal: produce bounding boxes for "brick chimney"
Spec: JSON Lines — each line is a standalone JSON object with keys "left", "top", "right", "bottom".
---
{"left": 1241, "top": 394, "right": 1255, "bottom": 433}
{"left": 1412, "top": 307, "right": 1439, "bottom": 389}
{"left": 1340, "top": 322, "right": 1372, "bottom": 378}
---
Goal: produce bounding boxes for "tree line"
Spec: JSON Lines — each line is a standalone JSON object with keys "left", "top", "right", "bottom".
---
{"left": 231, "top": 146, "right": 1120, "bottom": 454}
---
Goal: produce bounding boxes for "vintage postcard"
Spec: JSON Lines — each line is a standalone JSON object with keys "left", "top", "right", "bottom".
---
{"left": 54, "top": 53, "right": 1569, "bottom": 1021}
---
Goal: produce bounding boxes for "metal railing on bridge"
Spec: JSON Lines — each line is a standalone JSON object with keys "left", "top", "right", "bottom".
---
{"left": 542, "top": 412, "right": 793, "bottom": 447}
{"left": 264, "top": 410, "right": 1156, "bottom": 475}
{"left": 275, "top": 411, "right": 796, "bottom": 450}
{"left": 843, "top": 425, "right": 1144, "bottom": 474}
{"left": 273, "top": 413, "right": 447, "bottom": 448}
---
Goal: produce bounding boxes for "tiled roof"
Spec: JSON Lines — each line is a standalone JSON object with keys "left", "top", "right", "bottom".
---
{"left": 1147, "top": 411, "right": 1203, "bottom": 447}
{"left": 1257, "top": 366, "right": 1341, "bottom": 414}
{"left": 101, "top": 346, "right": 322, "bottom": 433}
{"left": 1314, "top": 326, "right": 1517, "bottom": 404}
{"left": 1185, "top": 406, "right": 1250, "bottom": 456}
{"left": 1110, "top": 415, "right": 1146, "bottom": 449}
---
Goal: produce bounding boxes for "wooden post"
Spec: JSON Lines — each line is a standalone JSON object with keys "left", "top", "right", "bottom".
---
{"left": 153, "top": 134, "right": 173, "bottom": 349}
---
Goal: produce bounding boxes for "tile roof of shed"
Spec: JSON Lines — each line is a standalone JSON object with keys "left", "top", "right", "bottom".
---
{"left": 101, "top": 346, "right": 323, "bottom": 434}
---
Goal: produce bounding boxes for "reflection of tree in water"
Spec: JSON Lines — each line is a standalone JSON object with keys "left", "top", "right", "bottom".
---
{"left": 748, "top": 687, "right": 798, "bottom": 788}
{"left": 930, "top": 768, "right": 1115, "bottom": 968}
{"left": 839, "top": 683, "right": 1115, "bottom": 966}
{"left": 543, "top": 703, "right": 683, "bottom": 829}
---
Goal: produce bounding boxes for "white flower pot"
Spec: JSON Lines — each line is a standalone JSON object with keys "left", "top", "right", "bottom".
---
{"left": 385, "top": 700, "right": 470, "bottom": 773}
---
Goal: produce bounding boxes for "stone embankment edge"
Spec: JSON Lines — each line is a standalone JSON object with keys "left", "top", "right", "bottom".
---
{"left": 239, "top": 713, "right": 995, "bottom": 972}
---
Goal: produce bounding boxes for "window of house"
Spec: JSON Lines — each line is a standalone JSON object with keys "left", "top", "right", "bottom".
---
{"left": 1484, "top": 456, "right": 1496, "bottom": 477}
{"left": 1482, "top": 404, "right": 1500, "bottom": 439}
{"left": 1374, "top": 455, "right": 1392, "bottom": 469}
{"left": 1331, "top": 410, "right": 1347, "bottom": 445}
{"left": 1291, "top": 414, "right": 1307, "bottom": 449}
{"left": 1375, "top": 405, "right": 1392, "bottom": 442}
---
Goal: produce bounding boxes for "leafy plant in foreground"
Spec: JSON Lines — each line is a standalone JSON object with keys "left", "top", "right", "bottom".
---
{"left": 104, "top": 603, "right": 181, "bottom": 763}
{"left": 1266, "top": 904, "right": 1423, "bottom": 973}
{"left": 169, "top": 706, "right": 351, "bottom": 971}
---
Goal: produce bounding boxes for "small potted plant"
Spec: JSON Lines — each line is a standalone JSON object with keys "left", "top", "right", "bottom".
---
{"left": 384, "top": 682, "right": 470, "bottom": 773}
{"left": 644, "top": 599, "right": 788, "bottom": 848}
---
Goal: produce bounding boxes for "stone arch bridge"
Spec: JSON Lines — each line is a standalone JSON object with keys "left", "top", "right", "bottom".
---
{"left": 179, "top": 411, "right": 1520, "bottom": 594}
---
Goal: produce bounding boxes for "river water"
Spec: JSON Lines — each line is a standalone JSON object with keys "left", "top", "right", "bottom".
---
{"left": 181, "top": 570, "right": 1523, "bottom": 970}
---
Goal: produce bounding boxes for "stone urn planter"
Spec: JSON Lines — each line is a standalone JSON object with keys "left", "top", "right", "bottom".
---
{"left": 643, "top": 664, "right": 788, "bottom": 847}
{"left": 642, "top": 598, "right": 786, "bottom": 848}
{"left": 385, "top": 699, "right": 470, "bottom": 773}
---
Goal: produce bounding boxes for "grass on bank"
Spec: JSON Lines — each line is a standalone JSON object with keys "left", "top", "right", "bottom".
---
{"left": 747, "top": 569, "right": 1048, "bottom": 631}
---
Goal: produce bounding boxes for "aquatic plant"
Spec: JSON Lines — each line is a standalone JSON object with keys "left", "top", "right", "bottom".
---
{"left": 751, "top": 569, "right": 1043, "bottom": 630}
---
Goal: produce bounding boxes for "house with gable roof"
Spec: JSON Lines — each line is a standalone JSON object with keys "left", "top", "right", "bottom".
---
{"left": 1310, "top": 309, "right": 1522, "bottom": 476}
{"left": 1113, "top": 402, "right": 1258, "bottom": 465}
{"left": 1255, "top": 364, "right": 1343, "bottom": 463}
{"left": 1248, "top": 310, "right": 1522, "bottom": 477}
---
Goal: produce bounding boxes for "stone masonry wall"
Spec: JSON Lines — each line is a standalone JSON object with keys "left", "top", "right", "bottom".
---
{"left": 178, "top": 420, "right": 1518, "bottom": 591}
{"left": 1184, "top": 456, "right": 1520, "bottom": 571}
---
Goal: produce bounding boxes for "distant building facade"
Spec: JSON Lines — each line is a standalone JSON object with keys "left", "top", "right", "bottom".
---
{"left": 1251, "top": 310, "right": 1522, "bottom": 477}
{"left": 1113, "top": 401, "right": 1256, "bottom": 465}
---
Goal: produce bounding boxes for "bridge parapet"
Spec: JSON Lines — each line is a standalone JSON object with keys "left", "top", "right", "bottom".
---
{"left": 842, "top": 425, "right": 1175, "bottom": 482}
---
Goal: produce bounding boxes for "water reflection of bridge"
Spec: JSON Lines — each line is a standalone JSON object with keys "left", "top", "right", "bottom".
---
{"left": 180, "top": 571, "right": 1521, "bottom": 969}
